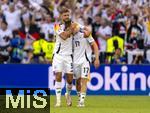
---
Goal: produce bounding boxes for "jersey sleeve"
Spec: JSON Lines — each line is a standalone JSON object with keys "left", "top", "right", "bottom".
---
{"left": 86, "top": 35, "right": 95, "bottom": 44}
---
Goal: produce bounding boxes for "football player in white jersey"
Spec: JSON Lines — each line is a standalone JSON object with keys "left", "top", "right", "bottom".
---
{"left": 52, "top": 7, "right": 77, "bottom": 107}
{"left": 72, "top": 24, "right": 100, "bottom": 107}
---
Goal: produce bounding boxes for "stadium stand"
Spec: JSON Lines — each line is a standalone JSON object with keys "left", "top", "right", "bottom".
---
{"left": 0, "top": 0, "right": 150, "bottom": 64}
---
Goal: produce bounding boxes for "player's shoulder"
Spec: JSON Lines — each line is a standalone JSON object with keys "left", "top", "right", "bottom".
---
{"left": 59, "top": 23, "right": 64, "bottom": 27}
{"left": 54, "top": 22, "right": 65, "bottom": 33}
{"left": 86, "top": 35, "right": 94, "bottom": 41}
{"left": 59, "top": 23, "right": 65, "bottom": 30}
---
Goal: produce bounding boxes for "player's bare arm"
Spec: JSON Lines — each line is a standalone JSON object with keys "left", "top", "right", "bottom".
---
{"left": 91, "top": 41, "right": 100, "bottom": 68}
{"left": 59, "top": 22, "right": 78, "bottom": 40}
{"left": 59, "top": 28, "right": 72, "bottom": 40}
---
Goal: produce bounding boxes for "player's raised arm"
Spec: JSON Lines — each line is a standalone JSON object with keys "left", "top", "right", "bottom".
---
{"left": 91, "top": 41, "right": 100, "bottom": 68}
{"left": 83, "top": 27, "right": 100, "bottom": 68}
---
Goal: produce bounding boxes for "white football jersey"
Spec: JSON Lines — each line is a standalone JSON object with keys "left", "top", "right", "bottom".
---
{"left": 98, "top": 26, "right": 112, "bottom": 52}
{"left": 73, "top": 31, "right": 94, "bottom": 65}
{"left": 3, "top": 10, "right": 22, "bottom": 31}
{"left": 0, "top": 29, "right": 12, "bottom": 47}
{"left": 54, "top": 24, "right": 73, "bottom": 56}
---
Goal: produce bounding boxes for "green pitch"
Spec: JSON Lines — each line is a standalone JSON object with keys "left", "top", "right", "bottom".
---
{"left": 0, "top": 95, "right": 149, "bottom": 113}
{"left": 50, "top": 95, "right": 150, "bottom": 113}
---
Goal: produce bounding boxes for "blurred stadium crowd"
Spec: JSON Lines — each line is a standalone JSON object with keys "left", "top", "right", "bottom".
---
{"left": 0, "top": 0, "right": 150, "bottom": 64}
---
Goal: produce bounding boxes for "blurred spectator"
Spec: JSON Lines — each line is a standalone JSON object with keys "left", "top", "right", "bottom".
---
{"left": 120, "top": 0, "right": 132, "bottom": 5}
{"left": 0, "top": 0, "right": 9, "bottom": 12}
{"left": 132, "top": 54, "right": 149, "bottom": 64}
{"left": 91, "top": 0, "right": 101, "bottom": 17}
{"left": 127, "top": 14, "right": 143, "bottom": 49}
{"left": 40, "top": 14, "right": 54, "bottom": 41}
{"left": 106, "top": 35, "right": 124, "bottom": 63}
{"left": 0, "top": 20, "right": 12, "bottom": 63}
{"left": 92, "top": 14, "right": 101, "bottom": 44}
{"left": 29, "top": 0, "right": 43, "bottom": 5}
{"left": 0, "top": 20, "right": 12, "bottom": 47}
{"left": 97, "top": 17, "right": 112, "bottom": 63}
{"left": 10, "top": 32, "right": 25, "bottom": 63}
{"left": 143, "top": 10, "right": 150, "bottom": 47}
{"left": 32, "top": 32, "right": 55, "bottom": 64}
{"left": 18, "top": 18, "right": 40, "bottom": 50}
{"left": 2, "top": 3, "right": 22, "bottom": 31}
{"left": 0, "top": 0, "right": 149, "bottom": 64}
{"left": 112, "top": 11, "right": 126, "bottom": 40}
{"left": 33, "top": 9, "right": 43, "bottom": 27}
{"left": 32, "top": 33, "right": 46, "bottom": 64}
{"left": 41, "top": 34, "right": 55, "bottom": 64}
{"left": 73, "top": 6, "right": 84, "bottom": 25}
{"left": 21, "top": 49, "right": 33, "bottom": 64}
{"left": 111, "top": 48, "right": 126, "bottom": 64}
